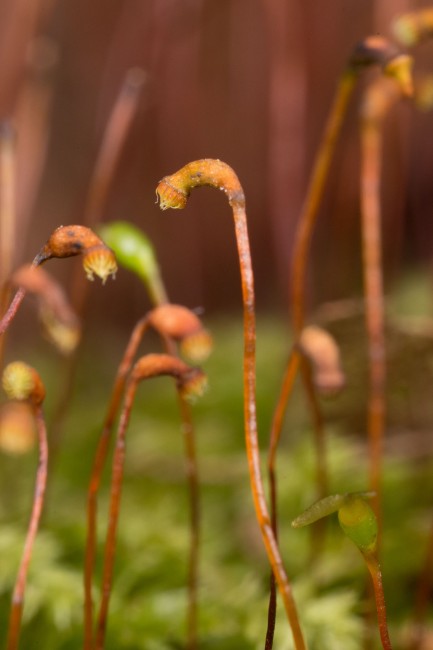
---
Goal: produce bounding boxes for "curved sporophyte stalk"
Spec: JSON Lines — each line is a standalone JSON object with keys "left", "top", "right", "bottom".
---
{"left": 84, "top": 69, "right": 146, "bottom": 228}
{"left": 278, "top": 39, "right": 413, "bottom": 468}
{"left": 291, "top": 36, "right": 412, "bottom": 337}
{"left": 84, "top": 304, "right": 211, "bottom": 650}
{"left": 359, "top": 72, "right": 412, "bottom": 527}
{"left": 265, "top": 326, "right": 345, "bottom": 647}
{"left": 94, "top": 354, "right": 206, "bottom": 650}
{"left": 292, "top": 492, "right": 393, "bottom": 650}
{"left": 156, "top": 159, "right": 307, "bottom": 650}
{"left": 263, "top": 43, "right": 412, "bottom": 647}
{"left": 1, "top": 362, "right": 48, "bottom": 650}
{"left": 98, "top": 221, "right": 168, "bottom": 306}
{"left": 83, "top": 223, "right": 208, "bottom": 650}
{"left": 0, "top": 225, "right": 117, "bottom": 336}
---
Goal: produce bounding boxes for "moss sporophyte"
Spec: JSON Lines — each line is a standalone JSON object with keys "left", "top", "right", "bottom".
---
{"left": 2, "top": 363, "right": 48, "bottom": 650}
{"left": 293, "top": 493, "right": 392, "bottom": 650}
{"left": 157, "top": 159, "right": 306, "bottom": 650}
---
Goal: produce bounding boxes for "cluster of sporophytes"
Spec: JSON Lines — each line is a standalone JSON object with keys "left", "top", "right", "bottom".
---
{"left": 2, "top": 6, "right": 433, "bottom": 650}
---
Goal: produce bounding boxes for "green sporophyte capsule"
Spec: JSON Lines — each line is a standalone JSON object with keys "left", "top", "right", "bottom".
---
{"left": 337, "top": 495, "right": 378, "bottom": 554}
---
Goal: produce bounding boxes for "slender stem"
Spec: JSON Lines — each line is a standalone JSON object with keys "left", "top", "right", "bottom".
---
{"left": 94, "top": 354, "right": 199, "bottom": 649}
{"left": 0, "top": 250, "right": 47, "bottom": 337}
{"left": 163, "top": 335, "right": 200, "bottom": 650}
{"left": 85, "top": 68, "right": 146, "bottom": 228}
{"left": 71, "top": 69, "right": 145, "bottom": 315}
{"left": 290, "top": 69, "right": 356, "bottom": 334}
{"left": 6, "top": 405, "right": 48, "bottom": 650}
{"left": 364, "top": 553, "right": 393, "bottom": 650}
{"left": 85, "top": 313, "right": 203, "bottom": 650}
{"left": 265, "top": 347, "right": 300, "bottom": 648}
{"left": 299, "top": 360, "right": 328, "bottom": 502}
{"left": 83, "top": 316, "right": 149, "bottom": 650}
{"left": 0, "top": 287, "right": 26, "bottom": 336}
{"left": 360, "top": 92, "right": 388, "bottom": 525}
{"left": 267, "top": 348, "right": 301, "bottom": 477}
{"left": 157, "top": 159, "right": 306, "bottom": 649}
{"left": 232, "top": 203, "right": 306, "bottom": 650}
{"left": 281, "top": 70, "right": 356, "bottom": 584}
{"left": 299, "top": 360, "right": 328, "bottom": 556}
{"left": 177, "top": 393, "right": 199, "bottom": 650}
{"left": 94, "top": 379, "right": 138, "bottom": 650}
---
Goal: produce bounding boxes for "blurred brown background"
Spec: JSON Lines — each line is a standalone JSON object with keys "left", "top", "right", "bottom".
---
{"left": 1, "top": 0, "right": 433, "bottom": 330}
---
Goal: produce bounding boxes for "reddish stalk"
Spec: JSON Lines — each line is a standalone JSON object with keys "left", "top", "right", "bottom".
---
{"left": 94, "top": 354, "right": 206, "bottom": 650}
{"left": 2, "top": 363, "right": 47, "bottom": 650}
{"left": 287, "top": 43, "right": 410, "bottom": 480}
{"left": 176, "top": 392, "right": 199, "bottom": 650}
{"left": 300, "top": 360, "right": 328, "bottom": 502}
{"left": 265, "top": 347, "right": 300, "bottom": 649}
{"left": 262, "top": 52, "right": 413, "bottom": 643}
{"left": 0, "top": 286, "right": 27, "bottom": 336}
{"left": 364, "top": 553, "right": 393, "bottom": 650}
{"left": 359, "top": 76, "right": 410, "bottom": 524}
{"left": 291, "top": 67, "right": 356, "bottom": 335}
{"left": 290, "top": 36, "right": 409, "bottom": 335}
{"left": 265, "top": 323, "right": 345, "bottom": 644}
{"left": 157, "top": 159, "right": 306, "bottom": 650}
{"left": 84, "top": 305, "right": 209, "bottom": 650}
{"left": 293, "top": 492, "right": 392, "bottom": 649}
{"left": 85, "top": 68, "right": 146, "bottom": 228}
{"left": 6, "top": 406, "right": 48, "bottom": 650}
{"left": 83, "top": 315, "right": 150, "bottom": 650}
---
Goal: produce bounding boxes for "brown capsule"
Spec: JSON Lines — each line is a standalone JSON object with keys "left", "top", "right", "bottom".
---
{"left": 130, "top": 353, "right": 207, "bottom": 401}
{"left": 37, "top": 225, "right": 103, "bottom": 260}
{"left": 82, "top": 245, "right": 117, "bottom": 284}
{"left": 148, "top": 304, "right": 213, "bottom": 362}
{"left": 2, "top": 362, "right": 46, "bottom": 406}
{"left": 0, "top": 402, "right": 37, "bottom": 455}
{"left": 156, "top": 179, "right": 188, "bottom": 210}
{"left": 180, "top": 330, "right": 213, "bottom": 364}
{"left": 297, "top": 326, "right": 345, "bottom": 397}
{"left": 178, "top": 367, "right": 208, "bottom": 402}
{"left": 35, "top": 225, "right": 117, "bottom": 283}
